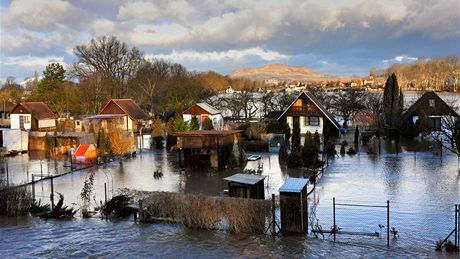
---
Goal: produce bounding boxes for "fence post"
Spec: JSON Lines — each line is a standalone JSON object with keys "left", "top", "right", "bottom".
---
{"left": 271, "top": 194, "right": 276, "bottom": 236}
{"left": 457, "top": 204, "right": 460, "bottom": 252}
{"left": 104, "top": 183, "right": 107, "bottom": 205}
{"left": 32, "top": 175, "right": 35, "bottom": 201}
{"left": 139, "top": 199, "right": 143, "bottom": 222}
{"left": 6, "top": 163, "right": 9, "bottom": 186}
{"left": 455, "top": 204, "right": 458, "bottom": 251}
{"left": 50, "top": 177, "right": 54, "bottom": 210}
{"left": 333, "top": 197, "right": 336, "bottom": 242}
{"left": 387, "top": 200, "right": 390, "bottom": 247}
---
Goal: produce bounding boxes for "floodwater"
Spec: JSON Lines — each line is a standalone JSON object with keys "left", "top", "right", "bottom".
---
{"left": 1, "top": 139, "right": 459, "bottom": 258}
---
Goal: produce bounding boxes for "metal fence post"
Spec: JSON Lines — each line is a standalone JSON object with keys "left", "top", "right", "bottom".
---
{"left": 457, "top": 204, "right": 460, "bottom": 252}
{"left": 387, "top": 200, "right": 390, "bottom": 247}
{"left": 32, "top": 175, "right": 35, "bottom": 201}
{"left": 272, "top": 194, "right": 276, "bottom": 236}
{"left": 455, "top": 204, "right": 458, "bottom": 251}
{"left": 50, "top": 177, "right": 54, "bottom": 210}
{"left": 333, "top": 197, "right": 336, "bottom": 242}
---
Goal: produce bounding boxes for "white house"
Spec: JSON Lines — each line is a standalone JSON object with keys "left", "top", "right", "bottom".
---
{"left": 10, "top": 102, "right": 56, "bottom": 131}
{"left": 183, "top": 103, "right": 224, "bottom": 130}
{"left": 277, "top": 91, "right": 340, "bottom": 138}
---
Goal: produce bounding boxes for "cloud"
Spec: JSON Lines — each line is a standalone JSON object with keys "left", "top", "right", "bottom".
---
{"left": 0, "top": 0, "right": 459, "bottom": 79}
{"left": 148, "top": 47, "right": 289, "bottom": 62}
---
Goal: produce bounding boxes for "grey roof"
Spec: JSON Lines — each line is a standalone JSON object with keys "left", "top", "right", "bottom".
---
{"left": 197, "top": 102, "right": 221, "bottom": 115}
{"left": 88, "top": 114, "right": 125, "bottom": 119}
{"left": 224, "top": 173, "right": 266, "bottom": 185}
{"left": 279, "top": 178, "right": 309, "bottom": 193}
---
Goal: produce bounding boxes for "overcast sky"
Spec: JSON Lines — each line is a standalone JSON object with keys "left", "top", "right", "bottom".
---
{"left": 1, "top": 0, "right": 459, "bottom": 82}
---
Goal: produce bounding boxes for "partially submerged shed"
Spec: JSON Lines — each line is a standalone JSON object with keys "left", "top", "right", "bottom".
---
{"left": 175, "top": 130, "right": 242, "bottom": 170}
{"left": 74, "top": 144, "right": 98, "bottom": 164}
{"left": 279, "top": 177, "right": 309, "bottom": 233}
{"left": 224, "top": 173, "right": 266, "bottom": 199}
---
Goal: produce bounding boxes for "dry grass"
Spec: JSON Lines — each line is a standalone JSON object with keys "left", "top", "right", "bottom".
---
{"left": 0, "top": 183, "right": 33, "bottom": 217}
{"left": 140, "top": 192, "right": 271, "bottom": 234}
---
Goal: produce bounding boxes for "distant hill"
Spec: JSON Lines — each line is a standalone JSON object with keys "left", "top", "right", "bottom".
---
{"left": 228, "top": 64, "right": 351, "bottom": 82}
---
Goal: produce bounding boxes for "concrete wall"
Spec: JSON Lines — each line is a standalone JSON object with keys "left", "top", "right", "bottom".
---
{"left": 1, "top": 129, "right": 28, "bottom": 151}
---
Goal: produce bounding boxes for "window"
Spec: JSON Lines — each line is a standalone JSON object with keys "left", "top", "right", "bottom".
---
{"left": 119, "top": 117, "right": 124, "bottom": 125}
{"left": 24, "top": 116, "right": 30, "bottom": 123}
{"left": 429, "top": 99, "right": 435, "bottom": 107}
{"left": 305, "top": 116, "right": 319, "bottom": 126}
{"left": 429, "top": 117, "right": 441, "bottom": 131}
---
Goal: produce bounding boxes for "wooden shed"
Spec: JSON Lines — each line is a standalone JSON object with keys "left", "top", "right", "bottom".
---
{"left": 175, "top": 130, "right": 242, "bottom": 170}
{"left": 279, "top": 178, "right": 309, "bottom": 233}
{"left": 224, "top": 173, "right": 266, "bottom": 199}
{"left": 74, "top": 144, "right": 98, "bottom": 164}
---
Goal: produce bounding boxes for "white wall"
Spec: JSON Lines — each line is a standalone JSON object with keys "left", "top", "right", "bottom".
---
{"left": 38, "top": 119, "right": 55, "bottom": 129}
{"left": 2, "top": 129, "right": 28, "bottom": 151}
{"left": 10, "top": 114, "right": 32, "bottom": 130}
{"left": 287, "top": 116, "right": 324, "bottom": 135}
{"left": 210, "top": 114, "right": 224, "bottom": 130}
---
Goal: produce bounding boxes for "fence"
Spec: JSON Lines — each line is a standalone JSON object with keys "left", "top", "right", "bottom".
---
{"left": 308, "top": 196, "right": 460, "bottom": 252}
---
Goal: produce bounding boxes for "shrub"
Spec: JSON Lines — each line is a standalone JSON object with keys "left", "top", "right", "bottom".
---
{"left": 302, "top": 132, "right": 321, "bottom": 168}
{"left": 0, "top": 184, "right": 33, "bottom": 216}
{"left": 287, "top": 149, "right": 303, "bottom": 168}
{"left": 278, "top": 142, "right": 288, "bottom": 162}
{"left": 325, "top": 141, "right": 336, "bottom": 155}
{"left": 203, "top": 117, "right": 214, "bottom": 130}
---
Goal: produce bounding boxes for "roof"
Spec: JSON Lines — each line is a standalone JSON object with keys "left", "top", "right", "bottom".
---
{"left": 74, "top": 144, "right": 95, "bottom": 157}
{"left": 174, "top": 130, "right": 242, "bottom": 137}
{"left": 100, "top": 99, "right": 149, "bottom": 120}
{"left": 265, "top": 111, "right": 283, "bottom": 121}
{"left": 183, "top": 103, "right": 221, "bottom": 115}
{"left": 11, "top": 102, "right": 55, "bottom": 120}
{"left": 279, "top": 178, "right": 309, "bottom": 193}
{"left": 88, "top": 114, "right": 125, "bottom": 120}
{"left": 277, "top": 91, "right": 341, "bottom": 130}
{"left": 402, "top": 91, "right": 459, "bottom": 123}
{"left": 224, "top": 173, "right": 266, "bottom": 185}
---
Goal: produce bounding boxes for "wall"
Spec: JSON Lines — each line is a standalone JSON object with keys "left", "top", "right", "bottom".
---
{"left": 1, "top": 129, "right": 28, "bottom": 151}
{"left": 287, "top": 116, "right": 324, "bottom": 135}
{"left": 10, "top": 114, "right": 32, "bottom": 130}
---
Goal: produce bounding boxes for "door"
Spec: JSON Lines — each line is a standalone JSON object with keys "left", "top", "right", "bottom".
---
{"left": 19, "top": 115, "right": 24, "bottom": 129}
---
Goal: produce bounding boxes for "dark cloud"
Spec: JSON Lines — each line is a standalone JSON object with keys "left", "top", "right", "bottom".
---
{"left": 1, "top": 0, "right": 459, "bottom": 81}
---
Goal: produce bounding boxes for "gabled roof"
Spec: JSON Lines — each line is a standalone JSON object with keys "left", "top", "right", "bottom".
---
{"left": 279, "top": 177, "right": 309, "bottom": 193}
{"left": 100, "top": 99, "right": 149, "bottom": 120}
{"left": 402, "top": 91, "right": 459, "bottom": 123}
{"left": 74, "top": 144, "right": 95, "bottom": 157}
{"left": 224, "top": 173, "right": 266, "bottom": 185}
{"left": 277, "top": 91, "right": 340, "bottom": 130}
{"left": 11, "top": 102, "right": 55, "bottom": 120}
{"left": 183, "top": 103, "right": 221, "bottom": 115}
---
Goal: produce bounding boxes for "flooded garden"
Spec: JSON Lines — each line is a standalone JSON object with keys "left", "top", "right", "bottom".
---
{"left": 0, "top": 138, "right": 459, "bottom": 258}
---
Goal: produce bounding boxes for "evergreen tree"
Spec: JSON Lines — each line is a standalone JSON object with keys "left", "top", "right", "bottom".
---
{"left": 302, "top": 132, "right": 320, "bottom": 168}
{"left": 190, "top": 116, "right": 199, "bottom": 130}
{"left": 166, "top": 117, "right": 176, "bottom": 149}
{"left": 203, "top": 117, "right": 214, "bottom": 130}
{"left": 278, "top": 142, "right": 288, "bottom": 162}
{"left": 98, "top": 129, "right": 110, "bottom": 157}
{"left": 291, "top": 121, "right": 301, "bottom": 152}
{"left": 383, "top": 73, "right": 404, "bottom": 129}
{"left": 287, "top": 148, "right": 303, "bottom": 168}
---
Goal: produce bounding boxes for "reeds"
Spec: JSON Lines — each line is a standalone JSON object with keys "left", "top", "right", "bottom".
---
{"left": 141, "top": 192, "right": 271, "bottom": 234}
{"left": 0, "top": 183, "right": 33, "bottom": 217}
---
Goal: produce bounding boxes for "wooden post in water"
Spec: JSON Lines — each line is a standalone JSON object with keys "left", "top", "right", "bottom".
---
{"left": 455, "top": 204, "right": 458, "bottom": 250}
{"left": 50, "top": 177, "right": 54, "bottom": 210}
{"left": 139, "top": 199, "right": 143, "bottom": 222}
{"left": 387, "top": 200, "right": 390, "bottom": 247}
{"left": 32, "top": 175, "right": 35, "bottom": 201}
{"left": 333, "top": 197, "right": 336, "bottom": 242}
{"left": 6, "top": 162, "right": 9, "bottom": 186}
{"left": 40, "top": 159, "right": 43, "bottom": 177}
{"left": 271, "top": 194, "right": 276, "bottom": 236}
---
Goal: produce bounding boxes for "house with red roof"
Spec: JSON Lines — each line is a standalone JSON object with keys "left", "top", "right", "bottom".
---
{"left": 74, "top": 144, "right": 98, "bottom": 164}
{"left": 88, "top": 99, "right": 149, "bottom": 133}
{"left": 183, "top": 103, "right": 224, "bottom": 130}
{"left": 10, "top": 102, "right": 56, "bottom": 131}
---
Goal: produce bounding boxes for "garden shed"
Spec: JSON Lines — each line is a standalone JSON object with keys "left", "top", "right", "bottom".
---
{"left": 224, "top": 173, "right": 266, "bottom": 199}
{"left": 279, "top": 177, "right": 309, "bottom": 233}
{"left": 74, "top": 144, "right": 98, "bottom": 164}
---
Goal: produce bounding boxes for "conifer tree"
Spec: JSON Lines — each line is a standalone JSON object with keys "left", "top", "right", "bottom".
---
{"left": 203, "top": 117, "right": 214, "bottom": 130}
{"left": 383, "top": 73, "right": 404, "bottom": 129}
{"left": 291, "top": 121, "right": 301, "bottom": 152}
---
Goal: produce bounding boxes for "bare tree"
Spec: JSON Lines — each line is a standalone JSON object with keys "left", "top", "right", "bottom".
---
{"left": 71, "top": 36, "right": 143, "bottom": 98}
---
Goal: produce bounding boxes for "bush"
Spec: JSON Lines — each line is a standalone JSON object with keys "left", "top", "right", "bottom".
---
{"left": 325, "top": 141, "right": 336, "bottom": 155}
{"left": 0, "top": 184, "right": 33, "bottom": 216}
{"left": 203, "top": 117, "right": 214, "bottom": 130}
{"left": 302, "top": 132, "right": 321, "bottom": 168}
{"left": 287, "top": 149, "right": 303, "bottom": 168}
{"left": 278, "top": 142, "right": 288, "bottom": 162}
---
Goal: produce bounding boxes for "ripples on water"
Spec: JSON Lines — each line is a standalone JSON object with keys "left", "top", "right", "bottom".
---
{"left": 0, "top": 142, "right": 459, "bottom": 257}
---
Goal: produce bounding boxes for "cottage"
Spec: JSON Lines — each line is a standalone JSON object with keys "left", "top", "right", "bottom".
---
{"left": 277, "top": 91, "right": 340, "bottom": 140}
{"left": 402, "top": 91, "right": 459, "bottom": 132}
{"left": 89, "top": 99, "right": 149, "bottom": 133}
{"left": 10, "top": 102, "right": 56, "bottom": 131}
{"left": 183, "top": 103, "right": 224, "bottom": 130}
{"left": 279, "top": 177, "right": 309, "bottom": 233}
{"left": 175, "top": 130, "right": 242, "bottom": 170}
{"left": 224, "top": 173, "right": 266, "bottom": 199}
{"left": 74, "top": 144, "right": 98, "bottom": 164}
